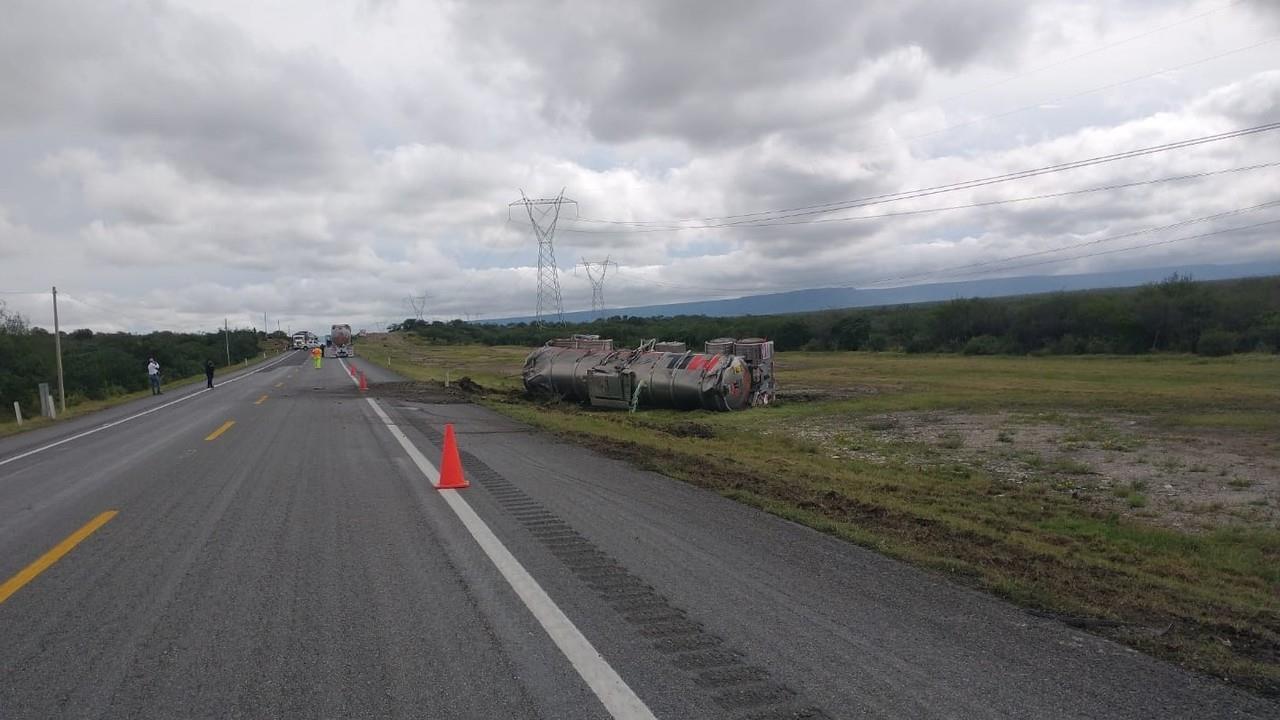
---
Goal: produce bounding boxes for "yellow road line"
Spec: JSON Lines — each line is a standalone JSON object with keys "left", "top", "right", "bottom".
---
{"left": 0, "top": 510, "right": 118, "bottom": 604}
{"left": 205, "top": 420, "right": 235, "bottom": 441}
{"left": 254, "top": 395, "right": 268, "bottom": 405}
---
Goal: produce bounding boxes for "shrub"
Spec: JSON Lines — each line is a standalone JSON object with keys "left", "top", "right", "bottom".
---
{"left": 961, "top": 334, "right": 1009, "bottom": 355}
{"left": 1197, "top": 329, "right": 1239, "bottom": 357}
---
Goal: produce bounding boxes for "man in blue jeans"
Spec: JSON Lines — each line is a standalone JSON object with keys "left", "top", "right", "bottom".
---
{"left": 147, "top": 357, "right": 162, "bottom": 395}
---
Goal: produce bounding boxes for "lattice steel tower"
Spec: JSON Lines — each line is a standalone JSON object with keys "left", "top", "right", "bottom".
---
{"left": 580, "top": 256, "right": 617, "bottom": 317}
{"left": 510, "top": 190, "right": 577, "bottom": 325}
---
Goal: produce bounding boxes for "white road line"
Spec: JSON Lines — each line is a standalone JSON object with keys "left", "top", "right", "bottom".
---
{"left": 338, "top": 357, "right": 357, "bottom": 386}
{"left": 0, "top": 352, "right": 298, "bottom": 468}
{"left": 364, "top": 397, "right": 657, "bottom": 720}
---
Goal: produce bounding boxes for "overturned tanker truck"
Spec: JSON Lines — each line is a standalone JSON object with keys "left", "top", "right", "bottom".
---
{"left": 522, "top": 336, "right": 775, "bottom": 411}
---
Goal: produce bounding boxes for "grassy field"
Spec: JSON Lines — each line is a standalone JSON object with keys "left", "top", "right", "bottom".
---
{"left": 0, "top": 342, "right": 291, "bottom": 438}
{"left": 359, "top": 334, "right": 1280, "bottom": 696}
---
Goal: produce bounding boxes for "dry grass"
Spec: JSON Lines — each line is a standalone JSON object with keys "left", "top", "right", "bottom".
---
{"left": 364, "top": 336, "right": 1280, "bottom": 697}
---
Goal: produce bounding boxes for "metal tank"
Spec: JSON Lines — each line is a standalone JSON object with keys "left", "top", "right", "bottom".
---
{"left": 733, "top": 338, "right": 776, "bottom": 405}
{"left": 548, "top": 335, "right": 615, "bottom": 351}
{"left": 653, "top": 341, "right": 687, "bottom": 353}
{"left": 523, "top": 345, "right": 752, "bottom": 411}
{"left": 733, "top": 337, "right": 769, "bottom": 361}
{"left": 705, "top": 338, "right": 736, "bottom": 355}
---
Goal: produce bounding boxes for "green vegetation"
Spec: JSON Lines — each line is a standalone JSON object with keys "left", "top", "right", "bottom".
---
{"left": 391, "top": 274, "right": 1280, "bottom": 356}
{"left": 0, "top": 301, "right": 283, "bottom": 424}
{"left": 367, "top": 336, "right": 1280, "bottom": 696}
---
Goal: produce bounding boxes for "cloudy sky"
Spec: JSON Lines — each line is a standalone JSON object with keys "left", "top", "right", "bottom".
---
{"left": 1, "top": 0, "right": 1278, "bottom": 334}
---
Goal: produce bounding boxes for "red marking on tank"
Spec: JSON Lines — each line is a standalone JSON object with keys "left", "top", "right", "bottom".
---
{"left": 703, "top": 355, "right": 720, "bottom": 372}
{"left": 687, "top": 355, "right": 706, "bottom": 371}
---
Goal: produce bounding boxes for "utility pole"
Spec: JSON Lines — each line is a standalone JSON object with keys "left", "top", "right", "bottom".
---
{"left": 580, "top": 257, "right": 617, "bottom": 317}
{"left": 224, "top": 318, "right": 231, "bottom": 366}
{"left": 509, "top": 189, "right": 577, "bottom": 325}
{"left": 52, "top": 286, "right": 65, "bottom": 414}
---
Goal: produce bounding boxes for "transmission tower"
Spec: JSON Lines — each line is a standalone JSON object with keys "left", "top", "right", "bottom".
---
{"left": 580, "top": 256, "right": 617, "bottom": 317}
{"left": 510, "top": 189, "right": 577, "bottom": 325}
{"left": 405, "top": 290, "right": 430, "bottom": 322}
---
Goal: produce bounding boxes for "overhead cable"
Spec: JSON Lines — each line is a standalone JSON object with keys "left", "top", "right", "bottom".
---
{"left": 561, "top": 161, "right": 1280, "bottom": 234}
{"left": 561, "top": 121, "right": 1280, "bottom": 229}
{"left": 611, "top": 199, "right": 1280, "bottom": 296}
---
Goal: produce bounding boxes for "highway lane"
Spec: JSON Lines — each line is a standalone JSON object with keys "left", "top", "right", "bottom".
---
{"left": 0, "top": 352, "right": 1275, "bottom": 718}
{"left": 0, "top": 353, "right": 610, "bottom": 718}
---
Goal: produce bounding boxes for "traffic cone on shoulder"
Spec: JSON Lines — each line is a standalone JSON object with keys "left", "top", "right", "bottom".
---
{"left": 358, "top": 372, "right": 368, "bottom": 391}
{"left": 348, "top": 363, "right": 357, "bottom": 377}
{"left": 436, "top": 423, "right": 468, "bottom": 489}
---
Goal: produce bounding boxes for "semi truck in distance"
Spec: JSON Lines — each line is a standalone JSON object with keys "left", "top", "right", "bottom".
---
{"left": 291, "top": 331, "right": 318, "bottom": 349}
{"left": 328, "top": 324, "right": 354, "bottom": 358}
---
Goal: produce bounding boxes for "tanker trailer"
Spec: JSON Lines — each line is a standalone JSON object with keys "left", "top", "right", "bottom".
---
{"left": 329, "top": 323, "right": 354, "bottom": 358}
{"left": 523, "top": 345, "right": 752, "bottom": 411}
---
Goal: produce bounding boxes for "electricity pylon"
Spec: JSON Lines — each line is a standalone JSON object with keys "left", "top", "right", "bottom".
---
{"left": 510, "top": 190, "right": 577, "bottom": 325}
{"left": 580, "top": 257, "right": 617, "bottom": 317}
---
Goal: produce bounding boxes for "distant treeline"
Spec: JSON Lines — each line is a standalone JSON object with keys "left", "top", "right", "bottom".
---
{"left": 0, "top": 306, "right": 268, "bottom": 413}
{"left": 393, "top": 274, "right": 1280, "bottom": 356}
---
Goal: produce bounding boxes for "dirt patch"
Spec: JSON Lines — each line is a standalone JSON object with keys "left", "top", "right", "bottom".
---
{"left": 664, "top": 421, "right": 716, "bottom": 439}
{"left": 531, "top": 424, "right": 1279, "bottom": 696}
{"left": 796, "top": 410, "right": 1280, "bottom": 533}
{"left": 777, "top": 384, "right": 881, "bottom": 403}
{"left": 367, "top": 380, "right": 476, "bottom": 404}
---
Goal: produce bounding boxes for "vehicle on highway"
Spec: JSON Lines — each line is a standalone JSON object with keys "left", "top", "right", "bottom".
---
{"left": 291, "top": 331, "right": 318, "bottom": 350}
{"left": 328, "top": 323, "right": 354, "bottom": 358}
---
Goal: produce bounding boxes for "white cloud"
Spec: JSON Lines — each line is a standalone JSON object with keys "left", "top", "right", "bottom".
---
{"left": 0, "top": 0, "right": 1276, "bottom": 332}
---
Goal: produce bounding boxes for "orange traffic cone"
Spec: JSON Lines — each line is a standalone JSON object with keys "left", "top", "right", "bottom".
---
{"left": 358, "top": 372, "right": 368, "bottom": 391}
{"left": 348, "top": 363, "right": 356, "bottom": 377}
{"left": 436, "top": 423, "right": 468, "bottom": 489}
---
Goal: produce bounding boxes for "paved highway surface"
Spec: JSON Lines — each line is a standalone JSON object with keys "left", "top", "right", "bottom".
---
{"left": 1, "top": 350, "right": 1275, "bottom": 719}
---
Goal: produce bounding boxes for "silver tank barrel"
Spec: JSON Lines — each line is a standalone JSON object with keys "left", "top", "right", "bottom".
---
{"left": 523, "top": 346, "right": 752, "bottom": 411}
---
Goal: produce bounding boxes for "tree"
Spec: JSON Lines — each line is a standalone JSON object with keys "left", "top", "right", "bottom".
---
{"left": 0, "top": 300, "right": 29, "bottom": 335}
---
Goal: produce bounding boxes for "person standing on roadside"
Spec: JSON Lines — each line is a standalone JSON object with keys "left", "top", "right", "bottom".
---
{"left": 205, "top": 359, "right": 216, "bottom": 389}
{"left": 147, "top": 357, "right": 162, "bottom": 395}
{"left": 311, "top": 345, "right": 323, "bottom": 369}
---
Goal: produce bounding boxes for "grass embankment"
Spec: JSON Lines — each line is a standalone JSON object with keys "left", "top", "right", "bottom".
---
{"left": 360, "top": 334, "right": 1280, "bottom": 696}
{"left": 0, "top": 343, "right": 290, "bottom": 439}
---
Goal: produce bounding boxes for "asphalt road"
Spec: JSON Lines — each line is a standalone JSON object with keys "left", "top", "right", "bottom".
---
{"left": 0, "top": 351, "right": 1275, "bottom": 719}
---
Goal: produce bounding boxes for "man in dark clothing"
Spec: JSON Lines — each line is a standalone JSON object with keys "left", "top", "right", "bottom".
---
{"left": 205, "top": 360, "right": 216, "bottom": 389}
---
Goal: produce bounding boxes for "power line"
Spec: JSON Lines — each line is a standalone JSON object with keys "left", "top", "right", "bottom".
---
{"left": 860, "top": 199, "right": 1280, "bottom": 288}
{"left": 555, "top": 160, "right": 1280, "bottom": 234}
{"left": 563, "top": 121, "right": 1280, "bottom": 229}
{"left": 610, "top": 199, "right": 1280, "bottom": 297}
{"left": 933, "top": 216, "right": 1280, "bottom": 282}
